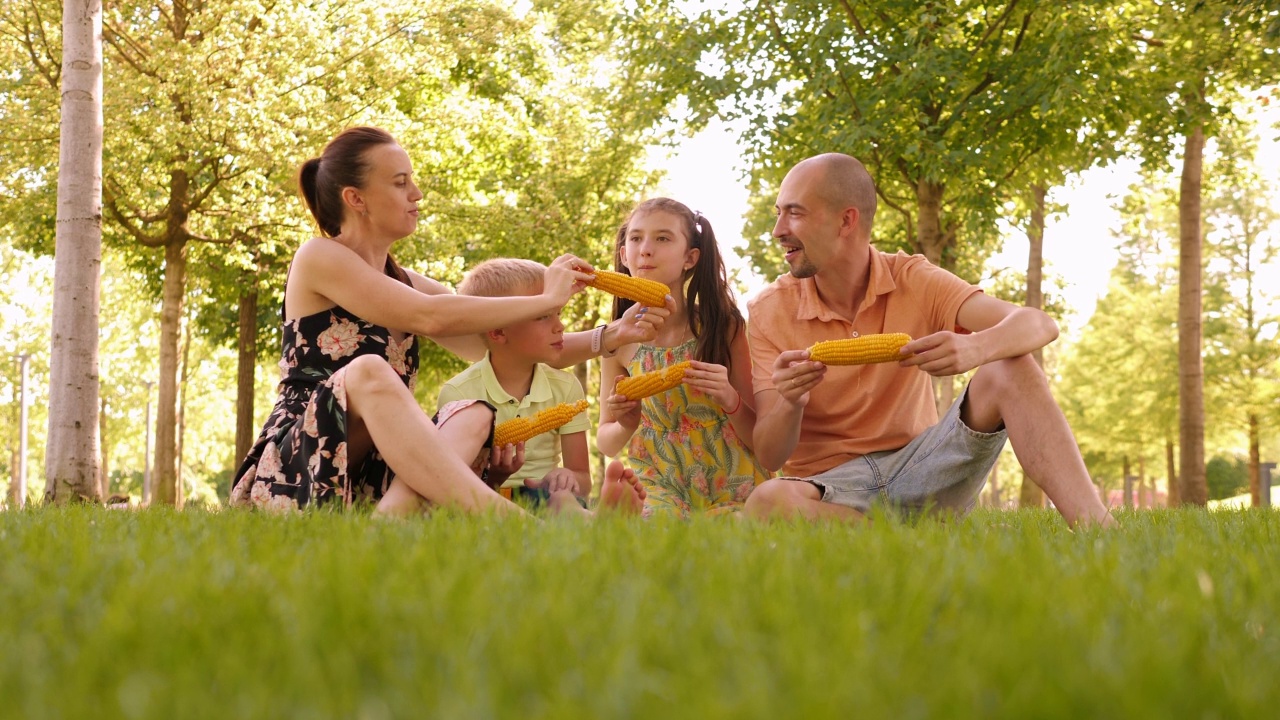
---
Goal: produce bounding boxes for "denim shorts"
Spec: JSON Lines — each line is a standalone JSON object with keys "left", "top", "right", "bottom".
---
{"left": 799, "top": 384, "right": 1006, "bottom": 516}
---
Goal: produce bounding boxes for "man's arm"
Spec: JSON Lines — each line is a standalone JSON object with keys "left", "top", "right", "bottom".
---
{"left": 900, "top": 293, "right": 1058, "bottom": 377}
{"left": 752, "top": 349, "right": 826, "bottom": 473}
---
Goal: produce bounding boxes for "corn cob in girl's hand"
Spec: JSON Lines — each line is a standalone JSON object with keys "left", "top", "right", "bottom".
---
{"left": 587, "top": 270, "right": 669, "bottom": 307}
{"left": 807, "top": 333, "right": 913, "bottom": 365}
{"left": 493, "top": 400, "right": 589, "bottom": 446}
{"left": 615, "top": 361, "right": 692, "bottom": 401}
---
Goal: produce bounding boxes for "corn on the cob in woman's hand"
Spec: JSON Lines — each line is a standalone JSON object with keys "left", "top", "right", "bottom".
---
{"left": 807, "top": 333, "right": 912, "bottom": 365}
{"left": 615, "top": 361, "right": 692, "bottom": 401}
{"left": 587, "top": 269, "right": 669, "bottom": 307}
{"left": 492, "top": 400, "right": 589, "bottom": 446}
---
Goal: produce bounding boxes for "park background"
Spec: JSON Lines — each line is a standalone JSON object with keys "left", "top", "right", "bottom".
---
{"left": 1, "top": 0, "right": 1278, "bottom": 509}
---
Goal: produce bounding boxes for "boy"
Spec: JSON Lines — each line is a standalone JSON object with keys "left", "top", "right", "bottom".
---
{"left": 438, "top": 259, "right": 592, "bottom": 507}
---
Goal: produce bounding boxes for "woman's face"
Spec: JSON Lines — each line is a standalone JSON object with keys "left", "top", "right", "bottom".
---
{"left": 352, "top": 143, "right": 423, "bottom": 240}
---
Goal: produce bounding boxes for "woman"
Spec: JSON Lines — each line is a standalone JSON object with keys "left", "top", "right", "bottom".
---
{"left": 231, "top": 127, "right": 660, "bottom": 515}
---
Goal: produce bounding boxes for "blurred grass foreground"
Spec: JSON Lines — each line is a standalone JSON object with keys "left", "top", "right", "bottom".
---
{"left": 1, "top": 507, "right": 1277, "bottom": 719}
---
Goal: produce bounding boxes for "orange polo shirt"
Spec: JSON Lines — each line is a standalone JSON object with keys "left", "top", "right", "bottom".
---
{"left": 747, "top": 248, "right": 981, "bottom": 477}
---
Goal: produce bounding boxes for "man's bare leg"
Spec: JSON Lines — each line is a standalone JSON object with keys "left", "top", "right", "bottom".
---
{"left": 964, "top": 355, "right": 1113, "bottom": 527}
{"left": 744, "top": 478, "right": 866, "bottom": 522}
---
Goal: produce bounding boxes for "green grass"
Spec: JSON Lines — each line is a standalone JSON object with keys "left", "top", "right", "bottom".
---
{"left": 1, "top": 507, "right": 1277, "bottom": 719}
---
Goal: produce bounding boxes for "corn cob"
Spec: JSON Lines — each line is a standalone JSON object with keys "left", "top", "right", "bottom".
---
{"left": 807, "top": 333, "right": 912, "bottom": 365}
{"left": 615, "top": 361, "right": 692, "bottom": 401}
{"left": 587, "top": 270, "right": 669, "bottom": 307}
{"left": 493, "top": 400, "right": 589, "bottom": 446}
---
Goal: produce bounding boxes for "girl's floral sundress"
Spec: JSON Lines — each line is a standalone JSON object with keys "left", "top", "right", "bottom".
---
{"left": 626, "top": 338, "right": 771, "bottom": 518}
{"left": 230, "top": 263, "right": 418, "bottom": 512}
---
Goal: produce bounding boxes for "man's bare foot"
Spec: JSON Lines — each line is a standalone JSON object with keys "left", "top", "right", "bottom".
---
{"left": 598, "top": 460, "right": 646, "bottom": 515}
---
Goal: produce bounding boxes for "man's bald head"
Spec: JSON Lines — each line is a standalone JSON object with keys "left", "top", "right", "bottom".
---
{"left": 793, "top": 153, "right": 877, "bottom": 239}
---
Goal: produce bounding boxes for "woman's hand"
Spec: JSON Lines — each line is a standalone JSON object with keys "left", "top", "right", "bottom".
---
{"left": 543, "top": 255, "right": 594, "bottom": 306}
{"left": 682, "top": 360, "right": 739, "bottom": 411}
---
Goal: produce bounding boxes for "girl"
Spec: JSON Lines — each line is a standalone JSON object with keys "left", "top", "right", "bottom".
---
{"left": 598, "top": 198, "right": 771, "bottom": 517}
{"left": 231, "top": 126, "right": 654, "bottom": 515}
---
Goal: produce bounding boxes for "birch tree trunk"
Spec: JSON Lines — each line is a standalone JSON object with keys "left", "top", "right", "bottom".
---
{"left": 44, "top": 0, "right": 104, "bottom": 503}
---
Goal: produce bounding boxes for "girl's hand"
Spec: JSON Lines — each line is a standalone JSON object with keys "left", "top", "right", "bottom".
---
{"left": 683, "top": 360, "right": 739, "bottom": 411}
{"left": 544, "top": 255, "right": 594, "bottom": 305}
{"left": 605, "top": 377, "right": 643, "bottom": 429}
{"left": 487, "top": 441, "right": 526, "bottom": 484}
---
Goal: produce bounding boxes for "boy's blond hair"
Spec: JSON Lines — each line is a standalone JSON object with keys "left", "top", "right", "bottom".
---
{"left": 458, "top": 258, "right": 546, "bottom": 298}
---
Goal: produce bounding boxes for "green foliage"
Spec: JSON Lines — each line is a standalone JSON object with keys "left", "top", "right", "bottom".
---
{"left": 2, "top": 507, "right": 1279, "bottom": 717}
{"left": 1206, "top": 455, "right": 1248, "bottom": 499}
{"left": 624, "top": 1, "right": 1139, "bottom": 275}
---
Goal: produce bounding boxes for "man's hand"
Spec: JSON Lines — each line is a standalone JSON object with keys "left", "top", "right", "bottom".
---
{"left": 900, "top": 331, "right": 986, "bottom": 376}
{"left": 772, "top": 349, "right": 826, "bottom": 407}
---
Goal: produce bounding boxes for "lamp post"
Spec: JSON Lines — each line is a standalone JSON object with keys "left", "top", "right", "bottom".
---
{"left": 141, "top": 380, "right": 153, "bottom": 504}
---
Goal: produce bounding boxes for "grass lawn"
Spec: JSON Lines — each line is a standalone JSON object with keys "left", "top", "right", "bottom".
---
{"left": 1, "top": 506, "right": 1276, "bottom": 719}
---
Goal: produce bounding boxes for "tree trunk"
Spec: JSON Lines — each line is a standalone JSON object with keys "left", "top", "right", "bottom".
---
{"left": 176, "top": 310, "right": 191, "bottom": 510}
{"left": 1165, "top": 438, "right": 1179, "bottom": 507}
{"left": 1178, "top": 122, "right": 1207, "bottom": 506}
{"left": 1249, "top": 413, "right": 1260, "bottom": 507}
{"left": 44, "top": 0, "right": 104, "bottom": 504}
{"left": 1017, "top": 184, "right": 1048, "bottom": 510}
{"left": 986, "top": 451, "right": 1001, "bottom": 507}
{"left": 234, "top": 287, "right": 259, "bottom": 471}
{"left": 916, "top": 180, "right": 956, "bottom": 416}
{"left": 99, "top": 391, "right": 110, "bottom": 499}
{"left": 1026, "top": 184, "right": 1047, "bottom": 369}
{"left": 152, "top": 240, "right": 187, "bottom": 506}
{"left": 1123, "top": 455, "right": 1133, "bottom": 508}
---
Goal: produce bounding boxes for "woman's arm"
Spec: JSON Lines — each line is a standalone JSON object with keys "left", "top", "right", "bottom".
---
{"left": 291, "top": 239, "right": 590, "bottom": 338}
{"left": 405, "top": 270, "right": 486, "bottom": 362}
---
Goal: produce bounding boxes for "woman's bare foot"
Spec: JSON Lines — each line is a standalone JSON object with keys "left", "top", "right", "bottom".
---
{"left": 598, "top": 460, "right": 646, "bottom": 514}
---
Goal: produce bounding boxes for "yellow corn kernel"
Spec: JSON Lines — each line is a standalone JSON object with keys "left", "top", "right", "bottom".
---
{"left": 807, "top": 333, "right": 912, "bottom": 365}
{"left": 493, "top": 400, "right": 589, "bottom": 446}
{"left": 587, "top": 270, "right": 669, "bottom": 307}
{"left": 615, "top": 361, "right": 692, "bottom": 401}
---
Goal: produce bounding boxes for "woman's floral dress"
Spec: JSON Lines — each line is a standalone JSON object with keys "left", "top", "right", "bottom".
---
{"left": 230, "top": 267, "right": 418, "bottom": 512}
{"left": 626, "top": 338, "right": 771, "bottom": 518}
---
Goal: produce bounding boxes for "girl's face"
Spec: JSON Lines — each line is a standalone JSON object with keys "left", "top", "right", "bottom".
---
{"left": 621, "top": 210, "right": 700, "bottom": 286}
{"left": 347, "top": 143, "right": 423, "bottom": 240}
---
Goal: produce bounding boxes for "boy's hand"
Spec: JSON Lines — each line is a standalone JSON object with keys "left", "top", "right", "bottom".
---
{"left": 488, "top": 441, "right": 526, "bottom": 483}
{"left": 526, "top": 468, "right": 581, "bottom": 496}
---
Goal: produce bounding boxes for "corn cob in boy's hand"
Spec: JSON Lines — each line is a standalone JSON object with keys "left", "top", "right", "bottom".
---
{"left": 615, "top": 361, "right": 692, "bottom": 401}
{"left": 493, "top": 400, "right": 589, "bottom": 446}
{"left": 807, "top": 333, "right": 912, "bottom": 365}
{"left": 587, "top": 270, "right": 669, "bottom": 307}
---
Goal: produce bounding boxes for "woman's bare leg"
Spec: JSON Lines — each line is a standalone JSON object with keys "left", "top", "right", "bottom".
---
{"left": 337, "top": 356, "right": 522, "bottom": 516}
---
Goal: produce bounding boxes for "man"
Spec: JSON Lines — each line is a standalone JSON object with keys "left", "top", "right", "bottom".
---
{"left": 744, "top": 153, "right": 1112, "bottom": 527}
